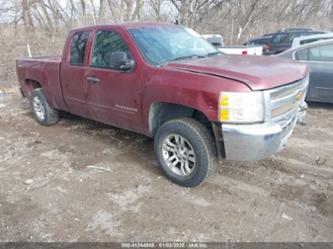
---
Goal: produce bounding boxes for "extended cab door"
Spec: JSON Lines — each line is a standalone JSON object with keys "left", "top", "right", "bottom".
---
{"left": 61, "top": 30, "right": 92, "bottom": 118}
{"left": 85, "top": 28, "right": 143, "bottom": 133}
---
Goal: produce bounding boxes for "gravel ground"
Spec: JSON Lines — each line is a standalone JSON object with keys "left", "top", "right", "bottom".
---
{"left": 0, "top": 89, "right": 332, "bottom": 242}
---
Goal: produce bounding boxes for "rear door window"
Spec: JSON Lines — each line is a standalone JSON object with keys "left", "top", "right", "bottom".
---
{"left": 70, "top": 31, "right": 90, "bottom": 66}
{"left": 309, "top": 44, "right": 333, "bottom": 62}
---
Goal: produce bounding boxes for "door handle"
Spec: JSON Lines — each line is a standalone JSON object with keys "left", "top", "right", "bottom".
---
{"left": 86, "top": 76, "right": 100, "bottom": 84}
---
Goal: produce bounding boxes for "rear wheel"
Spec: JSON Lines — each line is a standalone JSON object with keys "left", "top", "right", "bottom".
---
{"left": 154, "top": 118, "right": 216, "bottom": 187}
{"left": 30, "top": 89, "right": 59, "bottom": 126}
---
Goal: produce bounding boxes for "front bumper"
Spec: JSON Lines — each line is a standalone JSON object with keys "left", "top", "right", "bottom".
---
{"left": 221, "top": 102, "right": 307, "bottom": 161}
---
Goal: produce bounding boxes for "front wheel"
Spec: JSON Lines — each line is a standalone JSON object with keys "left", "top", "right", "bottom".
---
{"left": 154, "top": 118, "right": 216, "bottom": 187}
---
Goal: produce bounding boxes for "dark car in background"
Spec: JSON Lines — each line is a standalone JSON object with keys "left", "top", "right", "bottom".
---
{"left": 243, "top": 36, "right": 271, "bottom": 54}
{"left": 263, "top": 33, "right": 274, "bottom": 37}
{"left": 281, "top": 27, "right": 314, "bottom": 32}
{"left": 243, "top": 29, "right": 323, "bottom": 56}
{"left": 243, "top": 37, "right": 271, "bottom": 46}
{"left": 278, "top": 39, "right": 333, "bottom": 104}
{"left": 265, "top": 31, "right": 325, "bottom": 55}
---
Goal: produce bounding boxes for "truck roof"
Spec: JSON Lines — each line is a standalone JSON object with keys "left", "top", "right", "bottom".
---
{"left": 70, "top": 22, "right": 175, "bottom": 32}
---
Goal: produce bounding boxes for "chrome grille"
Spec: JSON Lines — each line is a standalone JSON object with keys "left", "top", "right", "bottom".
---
{"left": 267, "top": 78, "right": 308, "bottom": 120}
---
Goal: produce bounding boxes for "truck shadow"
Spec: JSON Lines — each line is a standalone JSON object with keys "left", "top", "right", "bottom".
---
{"left": 56, "top": 111, "right": 161, "bottom": 176}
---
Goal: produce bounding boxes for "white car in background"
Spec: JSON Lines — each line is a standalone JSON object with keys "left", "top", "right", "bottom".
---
{"left": 291, "top": 33, "right": 333, "bottom": 48}
{"left": 202, "top": 34, "right": 263, "bottom": 56}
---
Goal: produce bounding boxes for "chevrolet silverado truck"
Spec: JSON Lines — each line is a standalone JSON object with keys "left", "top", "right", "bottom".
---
{"left": 16, "top": 23, "right": 309, "bottom": 187}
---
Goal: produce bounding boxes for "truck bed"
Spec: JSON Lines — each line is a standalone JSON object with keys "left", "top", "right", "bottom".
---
{"left": 20, "top": 55, "right": 62, "bottom": 62}
{"left": 219, "top": 45, "right": 263, "bottom": 56}
{"left": 16, "top": 55, "right": 68, "bottom": 111}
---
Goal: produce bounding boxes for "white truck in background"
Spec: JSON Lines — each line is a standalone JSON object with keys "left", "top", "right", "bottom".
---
{"left": 202, "top": 34, "right": 263, "bottom": 56}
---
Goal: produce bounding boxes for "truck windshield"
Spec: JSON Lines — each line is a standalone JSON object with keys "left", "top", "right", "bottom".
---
{"left": 128, "top": 25, "right": 220, "bottom": 66}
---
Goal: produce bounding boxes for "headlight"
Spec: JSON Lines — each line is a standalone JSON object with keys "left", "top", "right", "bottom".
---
{"left": 218, "top": 91, "right": 265, "bottom": 123}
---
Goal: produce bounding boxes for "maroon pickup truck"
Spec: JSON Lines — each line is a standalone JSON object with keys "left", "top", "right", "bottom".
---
{"left": 16, "top": 23, "right": 309, "bottom": 187}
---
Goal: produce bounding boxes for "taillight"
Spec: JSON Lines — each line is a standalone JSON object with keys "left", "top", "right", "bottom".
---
{"left": 242, "top": 51, "right": 248, "bottom": 55}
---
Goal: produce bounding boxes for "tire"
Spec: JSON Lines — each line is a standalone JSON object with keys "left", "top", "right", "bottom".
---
{"left": 154, "top": 118, "right": 216, "bottom": 187}
{"left": 30, "top": 88, "right": 59, "bottom": 126}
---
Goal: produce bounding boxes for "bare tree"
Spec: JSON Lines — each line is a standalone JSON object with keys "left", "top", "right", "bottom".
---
{"left": 21, "top": 0, "right": 34, "bottom": 30}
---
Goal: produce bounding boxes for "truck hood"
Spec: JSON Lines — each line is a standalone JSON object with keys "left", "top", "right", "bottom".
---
{"left": 166, "top": 55, "right": 308, "bottom": 91}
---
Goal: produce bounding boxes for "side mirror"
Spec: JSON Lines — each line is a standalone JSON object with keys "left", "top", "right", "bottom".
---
{"left": 109, "top": 51, "right": 135, "bottom": 71}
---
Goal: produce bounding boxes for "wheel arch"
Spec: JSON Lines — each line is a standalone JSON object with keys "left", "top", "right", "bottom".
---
{"left": 148, "top": 102, "right": 212, "bottom": 137}
{"left": 24, "top": 79, "right": 42, "bottom": 98}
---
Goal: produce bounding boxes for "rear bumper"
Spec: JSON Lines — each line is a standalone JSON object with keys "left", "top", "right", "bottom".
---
{"left": 221, "top": 102, "right": 307, "bottom": 161}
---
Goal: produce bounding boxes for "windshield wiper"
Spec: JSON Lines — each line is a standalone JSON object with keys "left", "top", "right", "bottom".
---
{"left": 159, "top": 54, "right": 214, "bottom": 67}
{"left": 169, "top": 54, "right": 207, "bottom": 62}
{"left": 207, "top": 51, "right": 223, "bottom": 56}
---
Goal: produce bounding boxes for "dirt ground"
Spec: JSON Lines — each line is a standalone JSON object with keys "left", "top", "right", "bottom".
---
{"left": 0, "top": 89, "right": 332, "bottom": 242}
